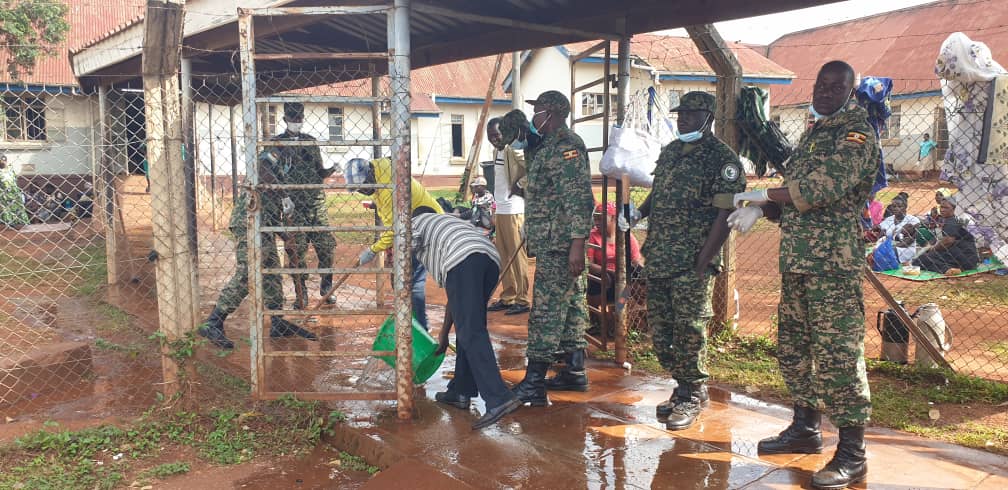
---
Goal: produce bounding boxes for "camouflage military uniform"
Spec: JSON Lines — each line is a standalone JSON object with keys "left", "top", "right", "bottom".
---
{"left": 524, "top": 119, "right": 594, "bottom": 364}
{"left": 268, "top": 130, "right": 336, "bottom": 289}
{"left": 643, "top": 129, "right": 745, "bottom": 385}
{"left": 778, "top": 105, "right": 878, "bottom": 427}
{"left": 217, "top": 178, "right": 285, "bottom": 314}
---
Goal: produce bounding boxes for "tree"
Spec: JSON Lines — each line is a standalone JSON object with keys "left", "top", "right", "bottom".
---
{"left": 1, "top": 0, "right": 71, "bottom": 80}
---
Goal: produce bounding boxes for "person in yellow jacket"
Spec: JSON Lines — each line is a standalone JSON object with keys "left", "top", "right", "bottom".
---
{"left": 345, "top": 157, "right": 443, "bottom": 329}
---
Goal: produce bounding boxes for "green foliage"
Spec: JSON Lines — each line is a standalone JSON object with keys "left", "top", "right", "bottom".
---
{"left": 140, "top": 461, "right": 191, "bottom": 479}
{"left": 149, "top": 330, "right": 206, "bottom": 362}
{"left": 201, "top": 409, "right": 255, "bottom": 464}
{"left": 338, "top": 451, "right": 380, "bottom": 475}
{"left": 0, "top": 0, "right": 71, "bottom": 80}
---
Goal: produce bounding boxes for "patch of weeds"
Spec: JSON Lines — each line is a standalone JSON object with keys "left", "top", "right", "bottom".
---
{"left": 195, "top": 361, "right": 251, "bottom": 395}
{"left": 95, "top": 302, "right": 129, "bottom": 333}
{"left": 149, "top": 330, "right": 206, "bottom": 363}
{"left": 985, "top": 341, "right": 1008, "bottom": 362}
{"left": 201, "top": 409, "right": 255, "bottom": 464}
{"left": 140, "top": 461, "right": 191, "bottom": 479}
{"left": 337, "top": 451, "right": 379, "bottom": 475}
{"left": 74, "top": 245, "right": 108, "bottom": 296}
{"left": 94, "top": 338, "right": 143, "bottom": 358}
{"left": 707, "top": 333, "right": 788, "bottom": 399}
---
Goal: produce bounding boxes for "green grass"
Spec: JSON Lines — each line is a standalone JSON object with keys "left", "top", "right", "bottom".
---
{"left": 337, "top": 451, "right": 380, "bottom": 475}
{"left": 0, "top": 393, "right": 353, "bottom": 489}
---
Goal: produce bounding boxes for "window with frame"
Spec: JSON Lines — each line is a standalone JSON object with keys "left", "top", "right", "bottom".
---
{"left": 261, "top": 105, "right": 279, "bottom": 138}
{"left": 881, "top": 104, "right": 901, "bottom": 139}
{"left": 580, "top": 93, "right": 617, "bottom": 118}
{"left": 327, "top": 107, "right": 344, "bottom": 141}
{"left": 3, "top": 96, "right": 47, "bottom": 142}
{"left": 450, "top": 114, "right": 464, "bottom": 158}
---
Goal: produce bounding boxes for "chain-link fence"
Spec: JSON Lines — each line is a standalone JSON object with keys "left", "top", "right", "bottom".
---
{"left": 614, "top": 77, "right": 1008, "bottom": 382}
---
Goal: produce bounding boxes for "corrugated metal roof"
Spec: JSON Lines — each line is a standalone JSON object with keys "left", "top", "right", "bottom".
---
{"left": 0, "top": 0, "right": 144, "bottom": 87}
{"left": 767, "top": 0, "right": 1008, "bottom": 104}
{"left": 565, "top": 34, "right": 794, "bottom": 78}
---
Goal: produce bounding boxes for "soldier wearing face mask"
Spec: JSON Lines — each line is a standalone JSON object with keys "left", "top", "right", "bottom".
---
{"left": 619, "top": 91, "right": 746, "bottom": 432}
{"left": 267, "top": 102, "right": 338, "bottom": 305}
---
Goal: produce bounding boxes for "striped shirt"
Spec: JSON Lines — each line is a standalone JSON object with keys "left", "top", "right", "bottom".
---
{"left": 412, "top": 214, "right": 500, "bottom": 287}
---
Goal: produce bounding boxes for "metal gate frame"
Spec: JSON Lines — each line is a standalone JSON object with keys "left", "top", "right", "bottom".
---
{"left": 236, "top": 3, "right": 417, "bottom": 417}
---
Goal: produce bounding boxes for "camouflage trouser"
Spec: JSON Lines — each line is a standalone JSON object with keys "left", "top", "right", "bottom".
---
{"left": 778, "top": 272, "right": 871, "bottom": 427}
{"left": 526, "top": 251, "right": 588, "bottom": 363}
{"left": 647, "top": 273, "right": 714, "bottom": 384}
{"left": 293, "top": 208, "right": 336, "bottom": 288}
{"left": 217, "top": 230, "right": 284, "bottom": 315}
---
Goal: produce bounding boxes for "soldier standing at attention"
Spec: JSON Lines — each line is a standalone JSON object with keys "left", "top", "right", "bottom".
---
{"left": 510, "top": 91, "right": 594, "bottom": 406}
{"left": 270, "top": 103, "right": 338, "bottom": 305}
{"left": 619, "top": 91, "right": 746, "bottom": 431}
{"left": 728, "top": 60, "right": 877, "bottom": 490}
{"left": 198, "top": 128, "right": 318, "bottom": 349}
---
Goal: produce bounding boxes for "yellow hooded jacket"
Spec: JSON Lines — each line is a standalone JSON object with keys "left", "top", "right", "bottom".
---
{"left": 369, "top": 157, "right": 443, "bottom": 253}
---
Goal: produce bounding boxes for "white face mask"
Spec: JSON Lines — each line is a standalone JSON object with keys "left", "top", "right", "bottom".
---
{"left": 286, "top": 122, "right": 302, "bottom": 134}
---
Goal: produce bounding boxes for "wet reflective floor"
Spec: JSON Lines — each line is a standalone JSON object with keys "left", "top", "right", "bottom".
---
{"left": 312, "top": 308, "right": 1008, "bottom": 490}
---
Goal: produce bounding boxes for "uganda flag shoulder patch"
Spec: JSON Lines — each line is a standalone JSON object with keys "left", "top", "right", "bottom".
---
{"left": 562, "top": 149, "right": 579, "bottom": 160}
{"left": 845, "top": 131, "right": 868, "bottom": 145}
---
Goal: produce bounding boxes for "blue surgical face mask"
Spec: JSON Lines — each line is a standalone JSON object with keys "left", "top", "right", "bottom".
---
{"left": 511, "top": 139, "right": 527, "bottom": 150}
{"left": 528, "top": 120, "right": 540, "bottom": 137}
{"left": 677, "top": 115, "right": 708, "bottom": 143}
{"left": 530, "top": 110, "right": 549, "bottom": 137}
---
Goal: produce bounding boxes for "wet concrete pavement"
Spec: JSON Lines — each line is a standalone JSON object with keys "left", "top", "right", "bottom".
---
{"left": 317, "top": 307, "right": 1008, "bottom": 490}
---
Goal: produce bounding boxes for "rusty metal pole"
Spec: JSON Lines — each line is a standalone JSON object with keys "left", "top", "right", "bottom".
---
{"left": 388, "top": 0, "right": 414, "bottom": 420}
{"left": 511, "top": 51, "right": 521, "bottom": 110}
{"left": 237, "top": 10, "right": 266, "bottom": 398}
{"left": 614, "top": 34, "right": 631, "bottom": 364}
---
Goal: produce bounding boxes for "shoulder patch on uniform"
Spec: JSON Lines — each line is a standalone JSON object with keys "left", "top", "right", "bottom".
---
{"left": 845, "top": 131, "right": 868, "bottom": 145}
{"left": 562, "top": 149, "right": 579, "bottom": 160}
{"left": 720, "top": 163, "right": 741, "bottom": 182}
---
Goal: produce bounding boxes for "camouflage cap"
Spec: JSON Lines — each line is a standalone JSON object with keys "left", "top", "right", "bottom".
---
{"left": 670, "top": 91, "right": 715, "bottom": 113}
{"left": 498, "top": 109, "right": 529, "bottom": 144}
{"left": 283, "top": 102, "right": 304, "bottom": 119}
{"left": 525, "top": 90, "right": 571, "bottom": 116}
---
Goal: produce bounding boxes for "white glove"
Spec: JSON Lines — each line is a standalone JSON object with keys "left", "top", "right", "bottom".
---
{"left": 618, "top": 208, "right": 642, "bottom": 232}
{"left": 281, "top": 197, "right": 295, "bottom": 215}
{"left": 733, "top": 189, "right": 770, "bottom": 208}
{"left": 359, "top": 248, "right": 377, "bottom": 266}
{"left": 726, "top": 206, "right": 764, "bottom": 233}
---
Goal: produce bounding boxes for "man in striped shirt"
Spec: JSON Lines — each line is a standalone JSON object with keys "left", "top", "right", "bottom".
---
{"left": 415, "top": 211, "right": 522, "bottom": 430}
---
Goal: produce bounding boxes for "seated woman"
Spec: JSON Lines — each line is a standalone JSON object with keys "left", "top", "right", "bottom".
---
{"left": 872, "top": 197, "right": 919, "bottom": 263}
{"left": 586, "top": 203, "right": 644, "bottom": 323}
{"left": 913, "top": 197, "right": 980, "bottom": 273}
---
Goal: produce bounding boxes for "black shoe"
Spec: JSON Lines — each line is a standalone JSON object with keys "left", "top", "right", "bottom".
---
{"left": 511, "top": 361, "right": 550, "bottom": 407}
{"left": 198, "top": 307, "right": 233, "bottom": 349}
{"left": 504, "top": 304, "right": 530, "bottom": 315}
{"left": 758, "top": 403, "right": 824, "bottom": 454}
{"left": 435, "top": 391, "right": 471, "bottom": 410}
{"left": 657, "top": 384, "right": 708, "bottom": 420}
{"left": 473, "top": 397, "right": 522, "bottom": 430}
{"left": 487, "top": 300, "right": 511, "bottom": 312}
{"left": 664, "top": 383, "right": 707, "bottom": 431}
{"left": 811, "top": 426, "right": 867, "bottom": 490}
{"left": 269, "top": 317, "right": 318, "bottom": 340}
{"left": 545, "top": 349, "right": 589, "bottom": 392}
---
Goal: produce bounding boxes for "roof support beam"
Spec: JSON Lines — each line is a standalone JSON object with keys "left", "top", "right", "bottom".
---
{"left": 411, "top": 3, "right": 620, "bottom": 40}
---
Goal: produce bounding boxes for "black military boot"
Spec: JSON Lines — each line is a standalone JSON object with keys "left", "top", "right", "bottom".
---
{"left": 545, "top": 349, "right": 589, "bottom": 392}
{"left": 664, "top": 383, "right": 707, "bottom": 431}
{"left": 656, "top": 384, "right": 708, "bottom": 420}
{"left": 320, "top": 275, "right": 335, "bottom": 305}
{"left": 758, "top": 403, "right": 824, "bottom": 454}
{"left": 511, "top": 361, "right": 550, "bottom": 407}
{"left": 198, "top": 306, "right": 233, "bottom": 349}
{"left": 269, "top": 316, "right": 318, "bottom": 340}
{"left": 811, "top": 426, "right": 867, "bottom": 490}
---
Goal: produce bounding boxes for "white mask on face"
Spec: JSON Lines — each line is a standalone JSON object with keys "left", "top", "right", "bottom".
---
{"left": 286, "top": 122, "right": 302, "bottom": 134}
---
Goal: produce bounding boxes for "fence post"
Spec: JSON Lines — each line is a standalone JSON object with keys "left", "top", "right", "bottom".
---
{"left": 142, "top": 0, "right": 197, "bottom": 398}
{"left": 686, "top": 24, "right": 742, "bottom": 336}
{"left": 96, "top": 85, "right": 119, "bottom": 285}
{"left": 388, "top": 0, "right": 415, "bottom": 420}
{"left": 614, "top": 34, "right": 630, "bottom": 365}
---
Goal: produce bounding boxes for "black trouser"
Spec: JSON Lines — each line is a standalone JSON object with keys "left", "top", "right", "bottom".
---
{"left": 444, "top": 253, "right": 511, "bottom": 410}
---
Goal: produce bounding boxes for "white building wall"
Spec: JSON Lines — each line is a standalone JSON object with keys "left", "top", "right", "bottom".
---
{"left": 2, "top": 94, "right": 94, "bottom": 176}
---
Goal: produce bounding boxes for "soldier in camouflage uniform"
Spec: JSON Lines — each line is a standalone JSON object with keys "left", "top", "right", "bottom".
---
{"left": 621, "top": 91, "right": 745, "bottom": 431}
{"left": 267, "top": 103, "right": 338, "bottom": 304}
{"left": 198, "top": 106, "right": 318, "bottom": 349}
{"left": 728, "top": 61, "right": 877, "bottom": 490}
{"left": 510, "top": 91, "right": 594, "bottom": 406}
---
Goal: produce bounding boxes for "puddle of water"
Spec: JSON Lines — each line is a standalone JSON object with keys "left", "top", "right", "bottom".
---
{"left": 234, "top": 444, "right": 372, "bottom": 490}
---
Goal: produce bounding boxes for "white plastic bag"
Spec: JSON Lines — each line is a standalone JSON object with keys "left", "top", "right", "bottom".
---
{"left": 599, "top": 124, "right": 660, "bottom": 187}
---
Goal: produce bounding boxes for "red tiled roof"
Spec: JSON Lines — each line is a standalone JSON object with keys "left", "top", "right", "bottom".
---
{"left": 411, "top": 54, "right": 514, "bottom": 99}
{"left": 0, "top": 0, "right": 145, "bottom": 86}
{"left": 767, "top": 0, "right": 1008, "bottom": 105}
{"left": 565, "top": 34, "right": 794, "bottom": 78}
